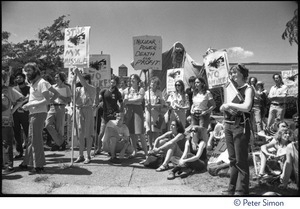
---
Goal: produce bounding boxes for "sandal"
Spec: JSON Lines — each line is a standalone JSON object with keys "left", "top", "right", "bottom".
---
{"left": 156, "top": 164, "right": 169, "bottom": 172}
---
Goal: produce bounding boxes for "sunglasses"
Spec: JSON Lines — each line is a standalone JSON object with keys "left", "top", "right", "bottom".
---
{"left": 191, "top": 129, "right": 196, "bottom": 132}
{"left": 175, "top": 84, "right": 181, "bottom": 86}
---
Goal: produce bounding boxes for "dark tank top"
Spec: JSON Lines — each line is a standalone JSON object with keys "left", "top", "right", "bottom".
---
{"left": 188, "top": 138, "right": 207, "bottom": 162}
{"left": 224, "top": 84, "right": 253, "bottom": 122}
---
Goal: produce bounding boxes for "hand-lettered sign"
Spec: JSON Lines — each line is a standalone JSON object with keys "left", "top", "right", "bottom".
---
{"left": 203, "top": 50, "right": 229, "bottom": 89}
{"left": 133, "top": 35, "right": 162, "bottom": 70}
{"left": 64, "top": 26, "right": 91, "bottom": 68}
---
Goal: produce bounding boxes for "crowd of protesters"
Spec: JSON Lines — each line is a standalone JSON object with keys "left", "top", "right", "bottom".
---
{"left": 2, "top": 62, "right": 298, "bottom": 195}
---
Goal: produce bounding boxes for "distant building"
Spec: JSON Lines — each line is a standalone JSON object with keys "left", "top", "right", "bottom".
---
{"left": 119, "top": 64, "right": 128, "bottom": 77}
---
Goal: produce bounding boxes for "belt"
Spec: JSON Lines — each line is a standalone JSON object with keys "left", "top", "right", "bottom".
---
{"left": 50, "top": 103, "right": 66, "bottom": 106}
{"left": 271, "top": 103, "right": 285, "bottom": 106}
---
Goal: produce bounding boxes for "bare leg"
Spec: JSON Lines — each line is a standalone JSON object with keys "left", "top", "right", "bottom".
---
{"left": 259, "top": 151, "right": 268, "bottom": 175}
{"left": 139, "top": 134, "right": 148, "bottom": 157}
{"left": 130, "top": 134, "right": 137, "bottom": 157}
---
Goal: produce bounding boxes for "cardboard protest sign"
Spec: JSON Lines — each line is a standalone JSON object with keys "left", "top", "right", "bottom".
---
{"left": 203, "top": 50, "right": 229, "bottom": 89}
{"left": 64, "top": 26, "right": 91, "bottom": 68}
{"left": 281, "top": 69, "right": 298, "bottom": 97}
{"left": 67, "top": 54, "right": 111, "bottom": 89}
{"left": 166, "top": 68, "right": 184, "bottom": 93}
{"left": 133, "top": 35, "right": 162, "bottom": 70}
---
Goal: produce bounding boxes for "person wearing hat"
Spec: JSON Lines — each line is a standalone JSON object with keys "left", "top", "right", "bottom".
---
{"left": 220, "top": 64, "right": 254, "bottom": 196}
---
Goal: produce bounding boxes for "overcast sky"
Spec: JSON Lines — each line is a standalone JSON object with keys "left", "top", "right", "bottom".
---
{"left": 2, "top": 1, "right": 298, "bottom": 75}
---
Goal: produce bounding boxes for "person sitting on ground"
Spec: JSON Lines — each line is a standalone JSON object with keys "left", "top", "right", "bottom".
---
{"left": 257, "top": 128, "right": 294, "bottom": 178}
{"left": 278, "top": 140, "right": 298, "bottom": 189}
{"left": 207, "top": 121, "right": 225, "bottom": 151}
{"left": 259, "top": 120, "right": 288, "bottom": 143}
{"left": 167, "top": 125, "right": 208, "bottom": 180}
{"left": 101, "top": 112, "right": 133, "bottom": 164}
{"left": 149, "top": 119, "right": 185, "bottom": 172}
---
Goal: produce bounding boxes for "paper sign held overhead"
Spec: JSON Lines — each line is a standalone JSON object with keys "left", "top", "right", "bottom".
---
{"left": 64, "top": 26, "right": 91, "bottom": 68}
{"left": 133, "top": 35, "right": 162, "bottom": 70}
{"left": 203, "top": 50, "right": 229, "bottom": 89}
{"left": 166, "top": 68, "right": 184, "bottom": 94}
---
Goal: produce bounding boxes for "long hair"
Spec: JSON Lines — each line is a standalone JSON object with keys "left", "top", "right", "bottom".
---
{"left": 274, "top": 128, "right": 294, "bottom": 146}
{"left": 175, "top": 119, "right": 185, "bottom": 134}
{"left": 150, "top": 76, "right": 160, "bottom": 90}
{"left": 24, "top": 62, "right": 41, "bottom": 76}
{"left": 56, "top": 72, "right": 67, "bottom": 83}
{"left": 175, "top": 79, "right": 185, "bottom": 94}
{"left": 194, "top": 77, "right": 207, "bottom": 94}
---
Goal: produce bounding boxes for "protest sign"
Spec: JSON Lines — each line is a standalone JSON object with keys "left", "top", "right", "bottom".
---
{"left": 67, "top": 54, "right": 111, "bottom": 89}
{"left": 166, "top": 68, "right": 184, "bottom": 93}
{"left": 282, "top": 69, "right": 298, "bottom": 97}
{"left": 64, "top": 26, "right": 91, "bottom": 68}
{"left": 133, "top": 35, "right": 162, "bottom": 70}
{"left": 203, "top": 50, "right": 229, "bottom": 89}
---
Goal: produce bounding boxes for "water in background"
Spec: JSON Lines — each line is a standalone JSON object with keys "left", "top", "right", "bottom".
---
{"left": 249, "top": 72, "right": 274, "bottom": 92}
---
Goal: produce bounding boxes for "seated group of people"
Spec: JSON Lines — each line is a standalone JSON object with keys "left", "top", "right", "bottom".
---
{"left": 101, "top": 110, "right": 298, "bottom": 189}
{"left": 256, "top": 120, "right": 298, "bottom": 189}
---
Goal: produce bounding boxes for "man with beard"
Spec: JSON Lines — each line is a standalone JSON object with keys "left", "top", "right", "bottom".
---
{"left": 19, "top": 62, "right": 60, "bottom": 175}
{"left": 94, "top": 76, "right": 123, "bottom": 155}
{"left": 12, "top": 72, "right": 30, "bottom": 159}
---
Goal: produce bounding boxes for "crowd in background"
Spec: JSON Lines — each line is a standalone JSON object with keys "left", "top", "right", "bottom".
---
{"left": 2, "top": 62, "right": 298, "bottom": 195}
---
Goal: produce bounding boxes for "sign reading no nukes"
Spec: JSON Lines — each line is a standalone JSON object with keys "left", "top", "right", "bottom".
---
{"left": 133, "top": 36, "right": 162, "bottom": 70}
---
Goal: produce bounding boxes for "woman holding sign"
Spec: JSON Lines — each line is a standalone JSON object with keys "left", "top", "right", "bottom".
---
{"left": 123, "top": 74, "right": 148, "bottom": 159}
{"left": 190, "top": 77, "right": 216, "bottom": 129}
{"left": 220, "top": 64, "right": 254, "bottom": 196}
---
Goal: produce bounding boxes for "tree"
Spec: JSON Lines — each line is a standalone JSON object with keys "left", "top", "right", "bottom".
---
{"left": 2, "top": 15, "right": 70, "bottom": 77}
{"left": 282, "top": 8, "right": 298, "bottom": 45}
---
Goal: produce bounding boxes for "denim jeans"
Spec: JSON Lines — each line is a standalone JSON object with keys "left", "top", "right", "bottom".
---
{"left": 224, "top": 120, "right": 250, "bottom": 194}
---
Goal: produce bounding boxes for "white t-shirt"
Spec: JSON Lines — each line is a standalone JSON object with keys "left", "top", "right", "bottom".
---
{"left": 28, "top": 78, "right": 51, "bottom": 114}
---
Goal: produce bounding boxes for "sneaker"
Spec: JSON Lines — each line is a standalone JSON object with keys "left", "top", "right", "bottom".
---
{"left": 28, "top": 167, "right": 44, "bottom": 175}
{"left": 51, "top": 144, "right": 60, "bottom": 151}
{"left": 167, "top": 172, "right": 176, "bottom": 180}
{"left": 2, "top": 167, "right": 15, "bottom": 175}
{"left": 74, "top": 156, "right": 85, "bottom": 163}
{"left": 110, "top": 157, "right": 121, "bottom": 164}
{"left": 83, "top": 158, "right": 91, "bottom": 164}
